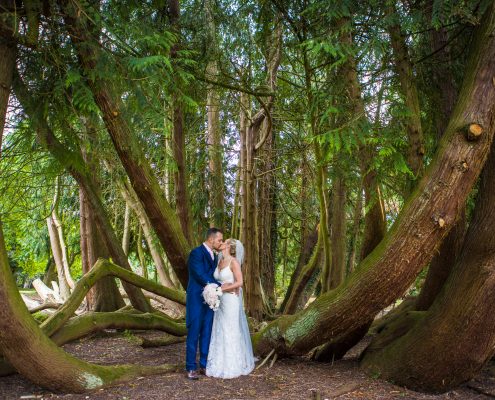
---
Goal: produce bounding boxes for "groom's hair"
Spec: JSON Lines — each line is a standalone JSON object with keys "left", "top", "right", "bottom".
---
{"left": 206, "top": 227, "right": 223, "bottom": 240}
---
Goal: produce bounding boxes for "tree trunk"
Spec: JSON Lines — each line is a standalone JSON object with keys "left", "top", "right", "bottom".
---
{"left": 334, "top": 17, "right": 387, "bottom": 263}
{"left": 205, "top": 0, "right": 225, "bottom": 230}
{"left": 119, "top": 180, "right": 176, "bottom": 288}
{"left": 347, "top": 184, "right": 363, "bottom": 274}
{"left": 361, "top": 72, "right": 495, "bottom": 393}
{"left": 414, "top": 208, "right": 466, "bottom": 311}
{"left": 79, "top": 184, "right": 125, "bottom": 312}
{"left": 281, "top": 230, "right": 322, "bottom": 315}
{"left": 252, "top": 8, "right": 495, "bottom": 356}
{"left": 279, "top": 156, "right": 316, "bottom": 313}
{"left": 46, "top": 178, "right": 71, "bottom": 300}
{"left": 137, "top": 226, "right": 148, "bottom": 279}
{"left": 279, "top": 227, "right": 318, "bottom": 313}
{"left": 413, "top": 3, "right": 463, "bottom": 312}
{"left": 122, "top": 202, "right": 131, "bottom": 256}
{"left": 61, "top": 2, "right": 191, "bottom": 287}
{"left": 0, "top": 223, "right": 179, "bottom": 393}
{"left": 386, "top": 3, "right": 424, "bottom": 192}
{"left": 0, "top": 0, "right": 15, "bottom": 156}
{"left": 329, "top": 172, "right": 347, "bottom": 289}
{"left": 46, "top": 216, "right": 71, "bottom": 300}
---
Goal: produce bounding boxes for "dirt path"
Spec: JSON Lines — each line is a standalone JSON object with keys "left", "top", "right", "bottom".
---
{"left": 0, "top": 331, "right": 493, "bottom": 399}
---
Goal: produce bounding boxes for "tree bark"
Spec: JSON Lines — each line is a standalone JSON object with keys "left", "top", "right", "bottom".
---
{"left": 0, "top": 0, "right": 16, "bottom": 156}
{"left": 61, "top": 1, "right": 191, "bottom": 287}
{"left": 122, "top": 202, "right": 131, "bottom": 256}
{"left": 46, "top": 214, "right": 71, "bottom": 301}
{"left": 329, "top": 171, "right": 347, "bottom": 290}
{"left": 413, "top": 2, "right": 464, "bottom": 312}
{"left": 252, "top": 9, "right": 495, "bottom": 355}
{"left": 281, "top": 230, "right": 322, "bottom": 315}
{"left": 0, "top": 221, "right": 180, "bottom": 393}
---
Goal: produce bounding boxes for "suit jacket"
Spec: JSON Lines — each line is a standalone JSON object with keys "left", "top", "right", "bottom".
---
{"left": 186, "top": 245, "right": 221, "bottom": 324}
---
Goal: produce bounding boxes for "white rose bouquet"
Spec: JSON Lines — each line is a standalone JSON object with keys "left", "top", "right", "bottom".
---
{"left": 202, "top": 283, "right": 223, "bottom": 311}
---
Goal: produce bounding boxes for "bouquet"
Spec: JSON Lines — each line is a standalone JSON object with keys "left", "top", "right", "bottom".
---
{"left": 202, "top": 283, "right": 223, "bottom": 311}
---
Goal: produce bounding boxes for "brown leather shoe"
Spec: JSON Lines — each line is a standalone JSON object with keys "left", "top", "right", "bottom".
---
{"left": 186, "top": 370, "right": 199, "bottom": 380}
{"left": 198, "top": 367, "right": 206, "bottom": 375}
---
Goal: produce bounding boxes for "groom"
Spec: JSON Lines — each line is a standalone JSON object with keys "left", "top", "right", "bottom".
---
{"left": 185, "top": 227, "right": 223, "bottom": 380}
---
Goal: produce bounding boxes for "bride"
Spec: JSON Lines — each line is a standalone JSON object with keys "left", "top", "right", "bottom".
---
{"left": 206, "top": 238, "right": 255, "bottom": 379}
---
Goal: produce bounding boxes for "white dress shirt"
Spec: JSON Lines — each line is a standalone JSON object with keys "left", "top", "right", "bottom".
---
{"left": 203, "top": 243, "right": 214, "bottom": 260}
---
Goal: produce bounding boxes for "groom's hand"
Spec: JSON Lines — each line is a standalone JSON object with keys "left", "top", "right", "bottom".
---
{"left": 221, "top": 284, "right": 239, "bottom": 296}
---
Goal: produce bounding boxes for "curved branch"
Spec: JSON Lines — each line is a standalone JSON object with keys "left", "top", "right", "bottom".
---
{"left": 51, "top": 311, "right": 187, "bottom": 345}
{"left": 41, "top": 258, "right": 186, "bottom": 337}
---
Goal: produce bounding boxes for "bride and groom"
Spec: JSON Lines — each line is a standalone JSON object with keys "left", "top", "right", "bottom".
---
{"left": 185, "top": 227, "right": 255, "bottom": 380}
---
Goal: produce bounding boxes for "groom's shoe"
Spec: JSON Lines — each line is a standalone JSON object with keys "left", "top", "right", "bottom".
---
{"left": 186, "top": 370, "right": 200, "bottom": 380}
{"left": 198, "top": 367, "right": 206, "bottom": 375}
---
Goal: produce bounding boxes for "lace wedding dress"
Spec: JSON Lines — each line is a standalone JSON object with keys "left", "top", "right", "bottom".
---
{"left": 206, "top": 259, "right": 255, "bottom": 378}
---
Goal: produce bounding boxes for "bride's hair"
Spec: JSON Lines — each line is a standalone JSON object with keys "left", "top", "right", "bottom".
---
{"left": 228, "top": 239, "right": 237, "bottom": 257}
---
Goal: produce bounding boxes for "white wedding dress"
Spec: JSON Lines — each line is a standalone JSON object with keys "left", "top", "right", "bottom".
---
{"left": 206, "top": 259, "right": 255, "bottom": 379}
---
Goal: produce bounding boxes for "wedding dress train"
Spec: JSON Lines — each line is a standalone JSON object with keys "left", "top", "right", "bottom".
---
{"left": 206, "top": 261, "right": 255, "bottom": 379}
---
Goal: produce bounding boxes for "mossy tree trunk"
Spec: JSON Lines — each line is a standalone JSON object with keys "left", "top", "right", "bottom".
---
{"left": 61, "top": 1, "right": 191, "bottom": 287}
{"left": 252, "top": 8, "right": 495, "bottom": 355}
{"left": 361, "top": 45, "right": 495, "bottom": 391}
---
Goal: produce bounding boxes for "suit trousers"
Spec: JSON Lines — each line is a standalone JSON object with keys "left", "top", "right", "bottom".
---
{"left": 186, "top": 300, "right": 214, "bottom": 370}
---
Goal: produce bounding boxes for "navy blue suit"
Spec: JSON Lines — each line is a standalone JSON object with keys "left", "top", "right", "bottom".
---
{"left": 185, "top": 244, "right": 221, "bottom": 371}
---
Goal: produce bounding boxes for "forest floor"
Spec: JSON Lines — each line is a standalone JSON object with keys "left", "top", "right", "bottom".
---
{"left": 1, "top": 330, "right": 495, "bottom": 400}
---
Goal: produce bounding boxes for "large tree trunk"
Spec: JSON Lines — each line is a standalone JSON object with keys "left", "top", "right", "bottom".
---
{"left": 241, "top": 16, "right": 282, "bottom": 320}
{"left": 361, "top": 91, "right": 495, "bottom": 394}
{"left": 0, "top": 223, "right": 179, "bottom": 392}
{"left": 252, "top": 7, "right": 495, "bottom": 356}
{"left": 61, "top": 2, "right": 191, "bottom": 287}
{"left": 413, "top": 4, "right": 463, "bottom": 312}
